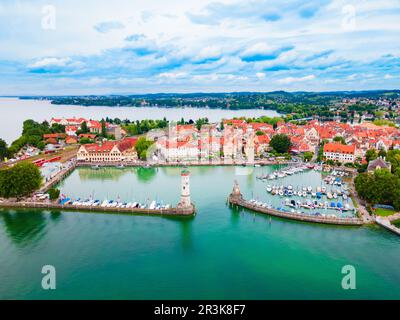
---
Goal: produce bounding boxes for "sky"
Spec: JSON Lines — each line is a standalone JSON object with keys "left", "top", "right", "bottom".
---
{"left": 0, "top": 0, "right": 399, "bottom": 95}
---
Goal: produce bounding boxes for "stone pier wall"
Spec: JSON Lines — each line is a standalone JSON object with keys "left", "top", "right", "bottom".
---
{"left": 228, "top": 194, "right": 364, "bottom": 226}
{"left": 0, "top": 201, "right": 195, "bottom": 216}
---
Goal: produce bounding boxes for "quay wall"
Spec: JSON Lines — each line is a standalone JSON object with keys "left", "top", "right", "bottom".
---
{"left": 375, "top": 217, "right": 400, "bottom": 236}
{"left": 0, "top": 201, "right": 195, "bottom": 216}
{"left": 228, "top": 195, "right": 364, "bottom": 226}
{"left": 75, "top": 160, "right": 297, "bottom": 168}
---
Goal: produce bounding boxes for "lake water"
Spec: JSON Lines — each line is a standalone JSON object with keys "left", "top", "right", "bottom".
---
{"left": 0, "top": 166, "right": 399, "bottom": 299}
{"left": 0, "top": 98, "right": 280, "bottom": 144}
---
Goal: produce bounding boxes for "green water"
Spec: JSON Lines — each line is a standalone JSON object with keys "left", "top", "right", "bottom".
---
{"left": 0, "top": 166, "right": 399, "bottom": 299}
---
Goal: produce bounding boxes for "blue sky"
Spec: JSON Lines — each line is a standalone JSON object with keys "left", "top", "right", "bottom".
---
{"left": 0, "top": 0, "right": 399, "bottom": 95}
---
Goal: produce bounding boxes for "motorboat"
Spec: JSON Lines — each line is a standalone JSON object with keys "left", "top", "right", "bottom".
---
{"left": 101, "top": 200, "right": 108, "bottom": 207}
{"left": 149, "top": 201, "right": 157, "bottom": 210}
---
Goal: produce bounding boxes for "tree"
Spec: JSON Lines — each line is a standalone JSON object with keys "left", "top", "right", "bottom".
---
{"left": 365, "top": 149, "right": 378, "bottom": 162}
{"left": 79, "top": 137, "right": 93, "bottom": 144}
{"left": 0, "top": 138, "right": 8, "bottom": 161}
{"left": 303, "top": 151, "right": 314, "bottom": 162}
{"left": 387, "top": 149, "right": 400, "bottom": 173}
{"left": 0, "top": 162, "right": 42, "bottom": 198}
{"left": 269, "top": 134, "right": 292, "bottom": 154}
{"left": 50, "top": 123, "right": 66, "bottom": 133}
{"left": 378, "top": 148, "right": 387, "bottom": 158}
{"left": 333, "top": 136, "right": 346, "bottom": 145}
{"left": 80, "top": 121, "right": 89, "bottom": 134}
{"left": 101, "top": 119, "right": 107, "bottom": 137}
{"left": 134, "top": 137, "right": 154, "bottom": 160}
{"left": 48, "top": 188, "right": 60, "bottom": 200}
{"left": 355, "top": 169, "right": 400, "bottom": 209}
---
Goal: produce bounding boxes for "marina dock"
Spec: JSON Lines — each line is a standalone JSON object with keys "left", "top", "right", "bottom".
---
{"left": 228, "top": 181, "right": 363, "bottom": 226}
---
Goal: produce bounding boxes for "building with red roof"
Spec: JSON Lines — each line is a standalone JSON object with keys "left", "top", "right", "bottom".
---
{"left": 323, "top": 142, "right": 356, "bottom": 163}
{"left": 77, "top": 138, "right": 138, "bottom": 162}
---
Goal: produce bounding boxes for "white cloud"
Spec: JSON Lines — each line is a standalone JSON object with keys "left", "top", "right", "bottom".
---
{"left": 277, "top": 74, "right": 315, "bottom": 84}
{"left": 158, "top": 72, "right": 188, "bottom": 79}
{"left": 29, "top": 57, "right": 72, "bottom": 69}
{"left": 256, "top": 72, "right": 266, "bottom": 79}
{"left": 0, "top": 0, "right": 399, "bottom": 94}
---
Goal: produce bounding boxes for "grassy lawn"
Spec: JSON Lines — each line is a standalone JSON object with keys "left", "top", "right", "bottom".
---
{"left": 374, "top": 208, "right": 397, "bottom": 217}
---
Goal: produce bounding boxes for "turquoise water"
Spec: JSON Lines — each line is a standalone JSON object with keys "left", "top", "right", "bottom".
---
{"left": 0, "top": 166, "right": 399, "bottom": 299}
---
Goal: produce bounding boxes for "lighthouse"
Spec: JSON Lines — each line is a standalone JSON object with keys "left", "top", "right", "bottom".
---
{"left": 179, "top": 169, "right": 191, "bottom": 208}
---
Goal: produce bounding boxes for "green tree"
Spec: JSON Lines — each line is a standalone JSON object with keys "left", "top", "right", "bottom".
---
{"left": 50, "top": 123, "right": 66, "bottom": 133}
{"left": 80, "top": 121, "right": 89, "bottom": 133}
{"left": 378, "top": 148, "right": 387, "bottom": 158}
{"left": 0, "top": 162, "right": 42, "bottom": 198}
{"left": 365, "top": 149, "right": 378, "bottom": 162}
{"left": 134, "top": 137, "right": 154, "bottom": 160}
{"left": 387, "top": 149, "right": 400, "bottom": 173}
{"left": 269, "top": 134, "right": 292, "bottom": 154}
{"left": 101, "top": 119, "right": 107, "bottom": 137}
{"left": 333, "top": 136, "right": 346, "bottom": 145}
{"left": 303, "top": 151, "right": 314, "bottom": 162}
{"left": 355, "top": 169, "right": 400, "bottom": 209}
{"left": 0, "top": 138, "right": 8, "bottom": 160}
{"left": 48, "top": 188, "right": 60, "bottom": 200}
{"left": 79, "top": 137, "right": 93, "bottom": 144}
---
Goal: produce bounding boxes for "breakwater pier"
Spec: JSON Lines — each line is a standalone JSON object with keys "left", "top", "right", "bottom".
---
{"left": 228, "top": 181, "right": 363, "bottom": 226}
{"left": 0, "top": 200, "right": 195, "bottom": 216}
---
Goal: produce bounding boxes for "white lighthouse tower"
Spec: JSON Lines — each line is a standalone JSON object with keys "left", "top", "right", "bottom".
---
{"left": 179, "top": 169, "right": 191, "bottom": 208}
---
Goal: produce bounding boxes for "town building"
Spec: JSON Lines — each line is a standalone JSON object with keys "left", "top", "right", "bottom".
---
{"left": 77, "top": 138, "right": 138, "bottom": 162}
{"left": 323, "top": 143, "right": 356, "bottom": 163}
{"left": 367, "top": 157, "right": 392, "bottom": 172}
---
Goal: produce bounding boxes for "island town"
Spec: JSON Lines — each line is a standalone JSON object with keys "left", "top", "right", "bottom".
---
{"left": 0, "top": 113, "right": 400, "bottom": 236}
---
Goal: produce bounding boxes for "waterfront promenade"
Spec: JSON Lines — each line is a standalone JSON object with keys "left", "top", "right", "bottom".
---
{"left": 76, "top": 159, "right": 298, "bottom": 167}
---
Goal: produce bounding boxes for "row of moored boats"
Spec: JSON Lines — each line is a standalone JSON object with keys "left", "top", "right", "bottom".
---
{"left": 257, "top": 164, "right": 312, "bottom": 180}
{"left": 58, "top": 198, "right": 171, "bottom": 210}
{"left": 248, "top": 199, "right": 351, "bottom": 217}
{"left": 266, "top": 184, "right": 350, "bottom": 200}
